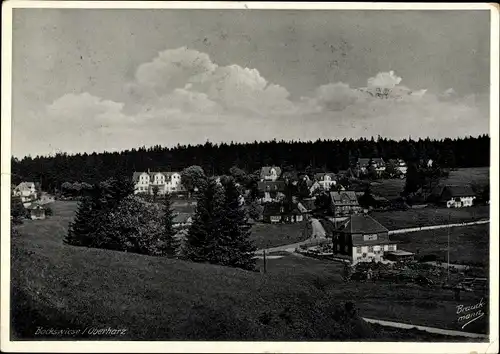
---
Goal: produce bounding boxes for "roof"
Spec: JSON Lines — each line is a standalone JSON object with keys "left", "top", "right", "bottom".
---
{"left": 314, "top": 173, "right": 336, "bottom": 181}
{"left": 257, "top": 180, "right": 286, "bottom": 192}
{"left": 330, "top": 191, "right": 359, "bottom": 206}
{"left": 172, "top": 213, "right": 192, "bottom": 224}
{"left": 263, "top": 203, "right": 283, "bottom": 216}
{"left": 358, "top": 158, "right": 385, "bottom": 167}
{"left": 16, "top": 182, "right": 35, "bottom": 190}
{"left": 132, "top": 171, "right": 181, "bottom": 183}
{"left": 260, "top": 166, "right": 282, "bottom": 178}
{"left": 281, "top": 171, "right": 299, "bottom": 180}
{"left": 441, "top": 185, "right": 476, "bottom": 198}
{"left": 25, "top": 202, "right": 45, "bottom": 210}
{"left": 337, "top": 214, "right": 389, "bottom": 234}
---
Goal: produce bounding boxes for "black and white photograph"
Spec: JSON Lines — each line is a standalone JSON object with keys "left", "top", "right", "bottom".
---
{"left": 1, "top": 2, "right": 498, "bottom": 353}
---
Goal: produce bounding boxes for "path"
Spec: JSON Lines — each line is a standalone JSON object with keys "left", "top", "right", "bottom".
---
{"left": 362, "top": 317, "right": 488, "bottom": 339}
{"left": 255, "top": 218, "right": 490, "bottom": 254}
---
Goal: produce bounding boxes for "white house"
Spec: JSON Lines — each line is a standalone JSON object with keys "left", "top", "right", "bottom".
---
{"left": 440, "top": 185, "right": 476, "bottom": 208}
{"left": 260, "top": 166, "right": 282, "bottom": 182}
{"left": 13, "top": 182, "right": 37, "bottom": 203}
{"left": 314, "top": 173, "right": 337, "bottom": 191}
{"left": 132, "top": 171, "right": 184, "bottom": 195}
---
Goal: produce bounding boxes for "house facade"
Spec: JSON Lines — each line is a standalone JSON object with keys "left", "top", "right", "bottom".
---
{"left": 314, "top": 173, "right": 337, "bottom": 191}
{"left": 133, "top": 171, "right": 184, "bottom": 195}
{"left": 440, "top": 185, "right": 476, "bottom": 208}
{"left": 260, "top": 166, "right": 282, "bottom": 182}
{"left": 25, "top": 203, "right": 46, "bottom": 220}
{"left": 172, "top": 213, "right": 193, "bottom": 229}
{"left": 13, "top": 182, "right": 37, "bottom": 203}
{"left": 330, "top": 191, "right": 362, "bottom": 216}
{"left": 257, "top": 181, "right": 286, "bottom": 203}
{"left": 262, "top": 203, "right": 304, "bottom": 224}
{"left": 331, "top": 214, "right": 400, "bottom": 265}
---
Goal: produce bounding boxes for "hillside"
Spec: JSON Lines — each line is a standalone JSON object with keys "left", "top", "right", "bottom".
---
{"left": 10, "top": 202, "right": 374, "bottom": 341}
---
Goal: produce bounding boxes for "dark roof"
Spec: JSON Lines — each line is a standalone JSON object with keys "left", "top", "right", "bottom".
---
{"left": 441, "top": 185, "right": 476, "bottom": 198}
{"left": 263, "top": 203, "right": 283, "bottom": 216}
{"left": 314, "top": 173, "right": 336, "bottom": 181}
{"left": 25, "top": 202, "right": 45, "bottom": 210}
{"left": 358, "top": 158, "right": 385, "bottom": 167}
{"left": 330, "top": 191, "right": 359, "bottom": 206}
{"left": 337, "top": 214, "right": 389, "bottom": 234}
{"left": 257, "top": 180, "right": 286, "bottom": 192}
{"left": 281, "top": 171, "right": 299, "bottom": 180}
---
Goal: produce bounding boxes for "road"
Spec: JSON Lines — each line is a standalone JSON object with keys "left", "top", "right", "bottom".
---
{"left": 362, "top": 317, "right": 489, "bottom": 339}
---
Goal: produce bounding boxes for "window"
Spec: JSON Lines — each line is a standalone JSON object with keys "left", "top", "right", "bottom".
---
{"left": 368, "top": 246, "right": 374, "bottom": 253}
{"left": 357, "top": 247, "right": 362, "bottom": 254}
{"left": 388, "top": 245, "right": 395, "bottom": 251}
{"left": 344, "top": 245, "right": 349, "bottom": 253}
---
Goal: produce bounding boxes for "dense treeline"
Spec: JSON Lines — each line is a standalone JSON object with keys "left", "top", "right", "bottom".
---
{"left": 12, "top": 135, "right": 490, "bottom": 192}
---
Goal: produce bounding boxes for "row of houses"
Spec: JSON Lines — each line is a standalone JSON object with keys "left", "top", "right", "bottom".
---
{"left": 132, "top": 171, "right": 185, "bottom": 195}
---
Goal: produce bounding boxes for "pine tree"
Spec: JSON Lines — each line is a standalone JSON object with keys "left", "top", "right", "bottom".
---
{"left": 219, "top": 178, "right": 257, "bottom": 271}
{"left": 160, "top": 192, "right": 179, "bottom": 257}
{"left": 11, "top": 196, "right": 27, "bottom": 225}
{"left": 183, "top": 177, "right": 225, "bottom": 264}
{"left": 65, "top": 195, "right": 97, "bottom": 246}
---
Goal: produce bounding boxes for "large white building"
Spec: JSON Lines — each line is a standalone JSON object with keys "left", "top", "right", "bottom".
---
{"left": 13, "top": 182, "right": 37, "bottom": 203}
{"left": 132, "top": 171, "right": 185, "bottom": 195}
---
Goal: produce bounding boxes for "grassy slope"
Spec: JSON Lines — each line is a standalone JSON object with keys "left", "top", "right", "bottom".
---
{"left": 391, "top": 224, "right": 490, "bottom": 266}
{"left": 11, "top": 202, "right": 375, "bottom": 341}
{"left": 372, "top": 205, "right": 490, "bottom": 230}
{"left": 370, "top": 167, "right": 490, "bottom": 200}
{"left": 250, "top": 222, "right": 310, "bottom": 249}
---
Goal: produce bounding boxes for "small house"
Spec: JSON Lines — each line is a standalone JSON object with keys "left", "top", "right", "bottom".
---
{"left": 260, "top": 166, "right": 282, "bottom": 182}
{"left": 257, "top": 181, "right": 286, "bottom": 203}
{"left": 262, "top": 203, "right": 284, "bottom": 223}
{"left": 314, "top": 173, "right": 337, "bottom": 191}
{"left": 13, "top": 182, "right": 37, "bottom": 203}
{"left": 357, "top": 158, "right": 386, "bottom": 175}
{"left": 25, "top": 203, "right": 46, "bottom": 220}
{"left": 331, "top": 214, "right": 402, "bottom": 265}
{"left": 172, "top": 213, "right": 193, "bottom": 229}
{"left": 330, "top": 191, "right": 362, "bottom": 217}
{"left": 440, "top": 185, "right": 476, "bottom": 208}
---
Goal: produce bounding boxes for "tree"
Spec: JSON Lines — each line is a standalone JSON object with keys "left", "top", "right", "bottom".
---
{"left": 219, "top": 178, "right": 256, "bottom": 271}
{"left": 65, "top": 194, "right": 98, "bottom": 247}
{"left": 152, "top": 185, "right": 159, "bottom": 202}
{"left": 229, "top": 166, "right": 247, "bottom": 185}
{"left": 385, "top": 160, "right": 398, "bottom": 178}
{"left": 96, "top": 195, "right": 164, "bottom": 255}
{"left": 358, "top": 187, "right": 376, "bottom": 209}
{"left": 297, "top": 178, "right": 310, "bottom": 199}
{"left": 11, "top": 196, "right": 26, "bottom": 225}
{"left": 367, "top": 160, "right": 378, "bottom": 180}
{"left": 403, "top": 162, "right": 421, "bottom": 196}
{"left": 160, "top": 192, "right": 179, "bottom": 257}
{"left": 182, "top": 177, "right": 225, "bottom": 264}
{"left": 181, "top": 166, "right": 206, "bottom": 197}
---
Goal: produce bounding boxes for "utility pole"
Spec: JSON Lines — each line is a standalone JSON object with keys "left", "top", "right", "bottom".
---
{"left": 447, "top": 212, "right": 451, "bottom": 282}
{"left": 263, "top": 250, "right": 267, "bottom": 274}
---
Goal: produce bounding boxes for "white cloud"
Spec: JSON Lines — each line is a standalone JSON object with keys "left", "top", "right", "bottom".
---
{"left": 20, "top": 53, "right": 488, "bottom": 157}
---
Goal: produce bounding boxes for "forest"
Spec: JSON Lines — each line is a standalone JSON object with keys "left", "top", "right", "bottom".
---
{"left": 11, "top": 135, "right": 490, "bottom": 192}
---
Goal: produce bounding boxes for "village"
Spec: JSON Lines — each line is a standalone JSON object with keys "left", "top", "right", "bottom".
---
{"left": 12, "top": 156, "right": 489, "bottom": 297}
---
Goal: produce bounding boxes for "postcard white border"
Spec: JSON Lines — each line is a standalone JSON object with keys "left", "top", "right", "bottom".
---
{"left": 1, "top": 2, "right": 499, "bottom": 353}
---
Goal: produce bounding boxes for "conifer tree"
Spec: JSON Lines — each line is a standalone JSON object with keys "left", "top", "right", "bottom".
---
{"left": 11, "top": 196, "right": 27, "bottom": 225}
{"left": 219, "top": 178, "right": 257, "bottom": 271}
{"left": 183, "top": 177, "right": 225, "bottom": 264}
{"left": 65, "top": 194, "right": 97, "bottom": 246}
{"left": 160, "top": 192, "right": 179, "bottom": 257}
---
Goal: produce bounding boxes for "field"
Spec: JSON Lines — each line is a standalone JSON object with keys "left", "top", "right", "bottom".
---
{"left": 372, "top": 205, "right": 490, "bottom": 230}
{"left": 391, "top": 224, "right": 490, "bottom": 267}
{"left": 250, "top": 222, "right": 310, "bottom": 250}
{"left": 370, "top": 167, "right": 490, "bottom": 200}
{"left": 258, "top": 254, "right": 489, "bottom": 336}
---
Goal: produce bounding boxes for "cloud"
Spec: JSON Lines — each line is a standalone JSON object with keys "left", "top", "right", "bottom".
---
{"left": 20, "top": 52, "right": 488, "bottom": 157}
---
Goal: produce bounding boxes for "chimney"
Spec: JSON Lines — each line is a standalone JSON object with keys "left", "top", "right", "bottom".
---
{"left": 148, "top": 168, "right": 150, "bottom": 174}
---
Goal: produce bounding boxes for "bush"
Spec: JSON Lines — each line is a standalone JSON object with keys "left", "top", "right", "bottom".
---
{"left": 44, "top": 206, "right": 53, "bottom": 217}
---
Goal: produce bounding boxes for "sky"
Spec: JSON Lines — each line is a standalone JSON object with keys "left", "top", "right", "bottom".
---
{"left": 11, "top": 9, "right": 491, "bottom": 158}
